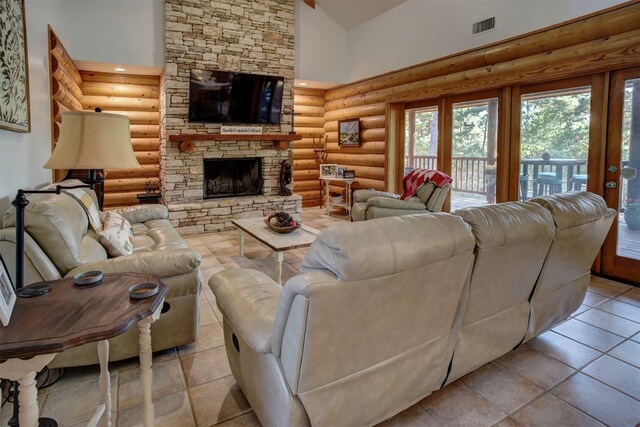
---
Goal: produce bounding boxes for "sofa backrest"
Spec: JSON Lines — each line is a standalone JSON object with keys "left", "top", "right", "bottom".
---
{"left": 2, "top": 188, "right": 107, "bottom": 275}
{"left": 446, "top": 201, "right": 555, "bottom": 383}
{"left": 524, "top": 191, "right": 616, "bottom": 340}
{"left": 271, "top": 213, "right": 476, "bottom": 426}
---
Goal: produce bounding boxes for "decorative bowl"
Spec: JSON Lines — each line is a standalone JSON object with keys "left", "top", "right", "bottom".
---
{"left": 265, "top": 214, "right": 301, "bottom": 234}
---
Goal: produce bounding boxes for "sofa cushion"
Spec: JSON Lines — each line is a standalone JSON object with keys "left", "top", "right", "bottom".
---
{"left": 62, "top": 188, "right": 103, "bottom": 232}
{"left": 2, "top": 191, "right": 107, "bottom": 275}
{"left": 98, "top": 211, "right": 135, "bottom": 257}
{"left": 301, "top": 212, "right": 474, "bottom": 281}
{"left": 529, "top": 191, "right": 609, "bottom": 229}
{"left": 131, "top": 219, "right": 189, "bottom": 252}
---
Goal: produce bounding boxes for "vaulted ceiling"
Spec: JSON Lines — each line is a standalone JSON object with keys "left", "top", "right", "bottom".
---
{"left": 313, "top": 0, "right": 408, "bottom": 30}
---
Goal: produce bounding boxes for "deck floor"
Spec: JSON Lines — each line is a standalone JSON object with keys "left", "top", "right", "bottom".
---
{"left": 451, "top": 195, "right": 639, "bottom": 261}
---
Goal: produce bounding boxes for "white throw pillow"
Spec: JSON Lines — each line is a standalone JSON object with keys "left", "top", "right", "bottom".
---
{"left": 98, "top": 211, "right": 134, "bottom": 257}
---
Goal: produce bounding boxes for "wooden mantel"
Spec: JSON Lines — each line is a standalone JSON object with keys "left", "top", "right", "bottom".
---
{"left": 169, "top": 133, "right": 301, "bottom": 151}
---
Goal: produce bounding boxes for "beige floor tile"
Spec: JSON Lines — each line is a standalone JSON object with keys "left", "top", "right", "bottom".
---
{"left": 525, "top": 331, "right": 601, "bottom": 369}
{"left": 117, "top": 390, "right": 195, "bottom": 427}
{"left": 570, "top": 304, "right": 591, "bottom": 317}
{"left": 552, "top": 318, "right": 625, "bottom": 351}
{"left": 178, "top": 322, "right": 225, "bottom": 356}
{"left": 582, "top": 355, "right": 640, "bottom": 400}
{"left": 45, "top": 365, "right": 103, "bottom": 393}
{"left": 596, "top": 299, "right": 640, "bottom": 323}
{"left": 588, "top": 277, "right": 632, "bottom": 298}
{"left": 215, "top": 411, "right": 261, "bottom": 426}
{"left": 419, "top": 381, "right": 507, "bottom": 426}
{"left": 188, "top": 375, "right": 251, "bottom": 426}
{"left": 551, "top": 373, "right": 640, "bottom": 427}
{"left": 491, "top": 417, "right": 524, "bottom": 427}
{"left": 512, "top": 394, "right": 604, "bottom": 427}
{"left": 180, "top": 346, "right": 231, "bottom": 388}
{"left": 199, "top": 301, "right": 219, "bottom": 326}
{"left": 615, "top": 287, "right": 640, "bottom": 307}
{"left": 582, "top": 291, "right": 610, "bottom": 307}
{"left": 576, "top": 307, "right": 640, "bottom": 337}
{"left": 494, "top": 347, "right": 575, "bottom": 390}
{"left": 461, "top": 363, "right": 544, "bottom": 414}
{"left": 41, "top": 374, "right": 117, "bottom": 426}
{"left": 118, "top": 358, "right": 185, "bottom": 411}
{"left": 376, "top": 403, "right": 441, "bottom": 426}
{"left": 609, "top": 340, "right": 640, "bottom": 368}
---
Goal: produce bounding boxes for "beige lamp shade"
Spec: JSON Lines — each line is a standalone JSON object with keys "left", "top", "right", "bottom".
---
{"left": 44, "top": 111, "right": 141, "bottom": 170}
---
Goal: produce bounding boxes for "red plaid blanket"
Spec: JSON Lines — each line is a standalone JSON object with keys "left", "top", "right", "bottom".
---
{"left": 400, "top": 169, "right": 453, "bottom": 200}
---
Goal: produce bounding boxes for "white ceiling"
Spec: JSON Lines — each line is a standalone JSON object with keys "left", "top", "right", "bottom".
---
{"left": 315, "top": 0, "right": 407, "bottom": 30}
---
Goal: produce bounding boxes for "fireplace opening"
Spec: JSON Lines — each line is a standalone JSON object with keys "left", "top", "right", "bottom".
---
{"left": 204, "top": 158, "right": 262, "bottom": 199}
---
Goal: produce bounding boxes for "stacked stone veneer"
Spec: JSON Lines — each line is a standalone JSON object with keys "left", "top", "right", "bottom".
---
{"left": 162, "top": 0, "right": 300, "bottom": 234}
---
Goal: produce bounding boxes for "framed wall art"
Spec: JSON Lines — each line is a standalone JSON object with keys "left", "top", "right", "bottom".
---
{"left": 338, "top": 119, "right": 360, "bottom": 147}
{"left": 0, "top": 256, "right": 16, "bottom": 326}
{"left": 320, "top": 164, "right": 337, "bottom": 178}
{"left": 0, "top": 0, "right": 31, "bottom": 133}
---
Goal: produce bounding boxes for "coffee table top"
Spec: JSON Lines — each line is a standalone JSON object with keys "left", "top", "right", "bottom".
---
{"left": 0, "top": 273, "right": 167, "bottom": 361}
{"left": 232, "top": 217, "right": 320, "bottom": 252}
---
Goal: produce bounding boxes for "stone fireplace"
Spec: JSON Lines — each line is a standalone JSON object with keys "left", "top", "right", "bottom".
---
{"left": 204, "top": 158, "right": 262, "bottom": 199}
{"left": 160, "top": 0, "right": 301, "bottom": 234}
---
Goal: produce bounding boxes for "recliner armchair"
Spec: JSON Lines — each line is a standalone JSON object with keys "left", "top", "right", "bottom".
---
{"left": 351, "top": 181, "right": 451, "bottom": 221}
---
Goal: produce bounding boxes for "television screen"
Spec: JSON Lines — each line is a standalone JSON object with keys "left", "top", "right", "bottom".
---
{"left": 189, "top": 70, "right": 284, "bottom": 124}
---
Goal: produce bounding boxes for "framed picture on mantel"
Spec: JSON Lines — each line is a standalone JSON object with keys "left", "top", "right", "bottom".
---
{"left": 0, "top": 0, "right": 31, "bottom": 133}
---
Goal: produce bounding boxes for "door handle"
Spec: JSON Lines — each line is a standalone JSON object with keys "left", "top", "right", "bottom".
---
{"left": 605, "top": 181, "right": 617, "bottom": 189}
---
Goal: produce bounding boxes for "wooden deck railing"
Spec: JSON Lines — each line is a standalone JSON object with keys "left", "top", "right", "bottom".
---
{"left": 406, "top": 155, "right": 493, "bottom": 195}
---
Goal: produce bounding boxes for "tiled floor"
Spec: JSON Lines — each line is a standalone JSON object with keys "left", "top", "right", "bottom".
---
{"left": 2, "top": 207, "right": 639, "bottom": 427}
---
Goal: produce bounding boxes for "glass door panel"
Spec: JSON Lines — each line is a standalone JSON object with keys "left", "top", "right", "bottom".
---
{"left": 519, "top": 86, "right": 591, "bottom": 200}
{"left": 616, "top": 78, "right": 640, "bottom": 261}
{"left": 405, "top": 106, "right": 438, "bottom": 175}
{"left": 450, "top": 98, "right": 499, "bottom": 210}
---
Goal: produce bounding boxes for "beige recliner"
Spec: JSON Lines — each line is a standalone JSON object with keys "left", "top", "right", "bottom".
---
{"left": 524, "top": 191, "right": 616, "bottom": 340}
{"left": 210, "top": 192, "right": 614, "bottom": 426}
{"left": 0, "top": 182, "right": 202, "bottom": 367}
{"left": 210, "top": 214, "right": 475, "bottom": 426}
{"left": 445, "top": 202, "right": 556, "bottom": 383}
{"left": 351, "top": 181, "right": 451, "bottom": 221}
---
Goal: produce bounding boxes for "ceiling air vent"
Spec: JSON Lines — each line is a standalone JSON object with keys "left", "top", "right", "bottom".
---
{"left": 472, "top": 17, "right": 496, "bottom": 35}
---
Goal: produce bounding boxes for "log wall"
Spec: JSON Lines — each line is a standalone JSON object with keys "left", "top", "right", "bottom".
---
{"left": 322, "top": 1, "right": 640, "bottom": 194}
{"left": 79, "top": 71, "right": 161, "bottom": 208}
{"left": 293, "top": 88, "right": 326, "bottom": 206}
{"left": 48, "top": 27, "right": 83, "bottom": 183}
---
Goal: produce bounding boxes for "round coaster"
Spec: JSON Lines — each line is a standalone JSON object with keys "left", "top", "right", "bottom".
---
{"left": 129, "top": 282, "right": 159, "bottom": 299}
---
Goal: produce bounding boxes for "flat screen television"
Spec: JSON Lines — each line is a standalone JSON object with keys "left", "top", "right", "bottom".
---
{"left": 189, "top": 69, "right": 284, "bottom": 124}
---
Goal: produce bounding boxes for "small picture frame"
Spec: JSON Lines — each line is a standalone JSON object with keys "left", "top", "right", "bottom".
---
{"left": 336, "top": 166, "right": 346, "bottom": 178}
{"left": 343, "top": 170, "right": 356, "bottom": 179}
{"left": 338, "top": 119, "right": 360, "bottom": 146}
{"left": 0, "top": 256, "right": 16, "bottom": 327}
{"left": 320, "top": 164, "right": 337, "bottom": 178}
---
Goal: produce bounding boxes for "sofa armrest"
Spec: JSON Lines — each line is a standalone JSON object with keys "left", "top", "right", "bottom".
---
{"left": 353, "top": 189, "right": 399, "bottom": 203}
{"left": 210, "top": 269, "right": 281, "bottom": 353}
{"left": 114, "top": 205, "right": 169, "bottom": 223}
{"left": 65, "top": 248, "right": 201, "bottom": 278}
{"left": 366, "top": 197, "right": 426, "bottom": 210}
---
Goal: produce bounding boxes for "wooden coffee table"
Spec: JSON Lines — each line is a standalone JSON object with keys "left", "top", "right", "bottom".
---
{"left": 232, "top": 217, "right": 320, "bottom": 285}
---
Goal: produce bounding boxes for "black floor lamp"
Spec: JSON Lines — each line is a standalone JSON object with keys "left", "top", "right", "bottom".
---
{"left": 7, "top": 110, "right": 140, "bottom": 427}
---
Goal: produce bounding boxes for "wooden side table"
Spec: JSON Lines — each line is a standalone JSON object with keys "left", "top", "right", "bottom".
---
{"left": 320, "top": 177, "right": 356, "bottom": 217}
{"left": 0, "top": 273, "right": 167, "bottom": 427}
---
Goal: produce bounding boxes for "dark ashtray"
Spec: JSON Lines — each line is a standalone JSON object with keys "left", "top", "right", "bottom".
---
{"left": 74, "top": 270, "right": 104, "bottom": 286}
{"left": 129, "top": 282, "right": 159, "bottom": 299}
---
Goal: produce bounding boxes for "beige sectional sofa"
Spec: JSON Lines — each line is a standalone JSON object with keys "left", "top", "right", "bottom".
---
{"left": 0, "top": 182, "right": 202, "bottom": 368}
{"left": 210, "top": 191, "right": 615, "bottom": 427}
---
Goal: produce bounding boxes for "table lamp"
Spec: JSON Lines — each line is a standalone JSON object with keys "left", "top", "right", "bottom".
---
{"left": 43, "top": 110, "right": 141, "bottom": 207}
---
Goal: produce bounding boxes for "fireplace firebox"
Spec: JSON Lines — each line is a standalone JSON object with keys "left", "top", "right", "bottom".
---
{"left": 203, "top": 158, "right": 262, "bottom": 199}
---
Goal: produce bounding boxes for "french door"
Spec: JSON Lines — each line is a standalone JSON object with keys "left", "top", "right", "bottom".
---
{"left": 602, "top": 67, "right": 640, "bottom": 284}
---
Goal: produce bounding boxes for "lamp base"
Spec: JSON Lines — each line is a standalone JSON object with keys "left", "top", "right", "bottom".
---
{"left": 17, "top": 283, "right": 51, "bottom": 298}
